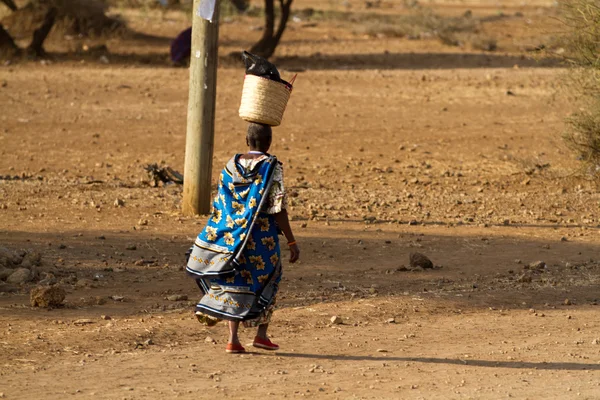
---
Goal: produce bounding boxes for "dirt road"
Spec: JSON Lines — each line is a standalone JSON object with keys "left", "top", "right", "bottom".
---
{"left": 1, "top": 0, "right": 599, "bottom": 398}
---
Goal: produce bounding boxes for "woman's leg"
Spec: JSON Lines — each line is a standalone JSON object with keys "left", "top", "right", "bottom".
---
{"left": 256, "top": 323, "right": 269, "bottom": 340}
{"left": 228, "top": 321, "right": 241, "bottom": 345}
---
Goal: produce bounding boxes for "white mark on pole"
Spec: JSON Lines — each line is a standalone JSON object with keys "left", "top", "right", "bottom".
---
{"left": 204, "top": 83, "right": 208, "bottom": 90}
{"left": 195, "top": 50, "right": 201, "bottom": 58}
{"left": 197, "top": 0, "right": 216, "bottom": 22}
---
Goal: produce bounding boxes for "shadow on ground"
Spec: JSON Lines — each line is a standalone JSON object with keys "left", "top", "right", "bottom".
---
{"left": 1, "top": 225, "right": 599, "bottom": 315}
{"left": 4, "top": 49, "right": 561, "bottom": 70}
{"left": 274, "top": 52, "right": 561, "bottom": 71}
{"left": 273, "top": 353, "right": 600, "bottom": 371}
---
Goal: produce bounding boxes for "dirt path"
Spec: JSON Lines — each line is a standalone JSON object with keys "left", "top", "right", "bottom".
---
{"left": 2, "top": 1, "right": 600, "bottom": 398}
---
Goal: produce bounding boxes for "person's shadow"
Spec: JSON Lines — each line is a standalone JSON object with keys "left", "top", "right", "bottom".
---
{"left": 259, "top": 352, "right": 600, "bottom": 371}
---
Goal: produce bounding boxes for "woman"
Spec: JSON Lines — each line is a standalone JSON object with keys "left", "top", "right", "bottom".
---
{"left": 186, "top": 122, "right": 300, "bottom": 353}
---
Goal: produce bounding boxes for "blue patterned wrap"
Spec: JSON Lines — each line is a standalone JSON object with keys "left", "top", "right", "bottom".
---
{"left": 186, "top": 154, "right": 283, "bottom": 321}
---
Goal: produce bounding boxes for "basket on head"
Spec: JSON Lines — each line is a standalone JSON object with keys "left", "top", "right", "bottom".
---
{"left": 238, "top": 75, "right": 294, "bottom": 127}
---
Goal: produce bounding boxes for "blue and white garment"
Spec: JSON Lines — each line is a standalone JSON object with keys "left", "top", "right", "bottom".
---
{"left": 187, "top": 154, "right": 283, "bottom": 321}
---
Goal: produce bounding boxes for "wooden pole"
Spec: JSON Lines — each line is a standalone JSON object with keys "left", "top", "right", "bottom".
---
{"left": 183, "top": 0, "right": 220, "bottom": 215}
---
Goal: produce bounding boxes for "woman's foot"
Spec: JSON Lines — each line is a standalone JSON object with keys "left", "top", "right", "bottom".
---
{"left": 253, "top": 336, "right": 279, "bottom": 351}
{"left": 226, "top": 342, "right": 246, "bottom": 353}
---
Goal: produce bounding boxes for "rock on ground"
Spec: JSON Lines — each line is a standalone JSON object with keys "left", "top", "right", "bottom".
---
{"left": 30, "top": 285, "right": 66, "bottom": 307}
{"left": 7, "top": 268, "right": 32, "bottom": 284}
{"left": 0, "top": 247, "right": 18, "bottom": 268}
{"left": 0, "top": 267, "right": 13, "bottom": 280}
{"left": 20, "top": 251, "right": 42, "bottom": 269}
{"left": 410, "top": 252, "right": 434, "bottom": 269}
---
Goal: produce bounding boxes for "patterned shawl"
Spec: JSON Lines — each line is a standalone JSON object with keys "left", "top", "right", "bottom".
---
{"left": 186, "top": 154, "right": 278, "bottom": 279}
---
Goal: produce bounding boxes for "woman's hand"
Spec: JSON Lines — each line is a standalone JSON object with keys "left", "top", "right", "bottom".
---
{"left": 289, "top": 243, "right": 300, "bottom": 263}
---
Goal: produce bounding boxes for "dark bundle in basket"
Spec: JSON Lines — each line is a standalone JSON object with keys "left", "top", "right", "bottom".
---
{"left": 241, "top": 51, "right": 292, "bottom": 88}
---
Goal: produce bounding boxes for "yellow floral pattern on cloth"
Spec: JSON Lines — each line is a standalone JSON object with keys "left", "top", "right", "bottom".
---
{"left": 239, "top": 188, "right": 250, "bottom": 199}
{"left": 270, "top": 253, "right": 279, "bottom": 266}
{"left": 234, "top": 217, "right": 248, "bottom": 228}
{"left": 236, "top": 156, "right": 287, "bottom": 215}
{"left": 240, "top": 269, "right": 253, "bottom": 284}
{"left": 246, "top": 237, "right": 256, "bottom": 250}
{"left": 211, "top": 209, "right": 222, "bottom": 224}
{"left": 231, "top": 201, "right": 245, "bottom": 216}
{"left": 257, "top": 217, "right": 270, "bottom": 232}
{"left": 261, "top": 236, "right": 276, "bottom": 251}
{"left": 226, "top": 215, "right": 235, "bottom": 229}
{"left": 249, "top": 255, "right": 266, "bottom": 270}
{"left": 248, "top": 197, "right": 257, "bottom": 209}
{"left": 205, "top": 226, "right": 217, "bottom": 242}
{"left": 224, "top": 232, "right": 235, "bottom": 246}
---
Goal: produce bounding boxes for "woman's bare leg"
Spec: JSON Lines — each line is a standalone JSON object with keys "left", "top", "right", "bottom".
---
{"left": 256, "top": 323, "right": 269, "bottom": 340}
{"left": 228, "top": 321, "right": 241, "bottom": 345}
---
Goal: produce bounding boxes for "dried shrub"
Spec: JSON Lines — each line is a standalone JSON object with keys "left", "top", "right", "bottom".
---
{"left": 559, "top": 0, "right": 600, "bottom": 173}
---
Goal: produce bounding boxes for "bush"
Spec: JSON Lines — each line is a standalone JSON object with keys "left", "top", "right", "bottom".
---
{"left": 560, "top": 0, "right": 600, "bottom": 172}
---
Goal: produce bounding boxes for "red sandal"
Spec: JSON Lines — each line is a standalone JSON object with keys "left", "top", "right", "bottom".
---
{"left": 226, "top": 343, "right": 246, "bottom": 353}
{"left": 253, "top": 336, "right": 279, "bottom": 351}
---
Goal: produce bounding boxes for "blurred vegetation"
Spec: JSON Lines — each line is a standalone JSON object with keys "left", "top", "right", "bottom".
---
{"left": 559, "top": 0, "right": 600, "bottom": 173}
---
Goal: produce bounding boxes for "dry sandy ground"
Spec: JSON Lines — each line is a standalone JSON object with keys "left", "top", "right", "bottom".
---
{"left": 1, "top": 0, "right": 600, "bottom": 399}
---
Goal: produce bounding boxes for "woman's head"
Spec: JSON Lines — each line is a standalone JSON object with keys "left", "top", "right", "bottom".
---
{"left": 246, "top": 122, "right": 272, "bottom": 153}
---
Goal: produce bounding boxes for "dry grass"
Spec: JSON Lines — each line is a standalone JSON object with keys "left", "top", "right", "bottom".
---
{"left": 559, "top": 0, "right": 600, "bottom": 174}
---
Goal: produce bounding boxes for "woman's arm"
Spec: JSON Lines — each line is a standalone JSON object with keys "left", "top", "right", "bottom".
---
{"left": 274, "top": 209, "right": 300, "bottom": 263}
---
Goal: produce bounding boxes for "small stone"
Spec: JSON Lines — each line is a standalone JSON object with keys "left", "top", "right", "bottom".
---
{"left": 592, "top": 339, "right": 599, "bottom": 345}
{"left": 126, "top": 244, "right": 137, "bottom": 251}
{"left": 111, "top": 295, "right": 124, "bottom": 301}
{"left": 386, "top": 318, "right": 396, "bottom": 324}
{"left": 73, "top": 319, "right": 94, "bottom": 326}
{"left": 138, "top": 219, "right": 149, "bottom": 226}
{"left": 564, "top": 298, "right": 571, "bottom": 305}
{"left": 101, "top": 315, "right": 111, "bottom": 320}
{"left": 22, "top": 251, "right": 42, "bottom": 266}
{"left": 300, "top": 222, "right": 308, "bottom": 228}
{"left": 30, "top": 285, "right": 66, "bottom": 307}
{"left": 528, "top": 261, "right": 546, "bottom": 271}
{"left": 409, "top": 252, "right": 434, "bottom": 269}
{"left": 376, "top": 349, "right": 388, "bottom": 353}
{"left": 205, "top": 336, "right": 216, "bottom": 344}
{"left": 330, "top": 316, "right": 343, "bottom": 325}
{"left": 7, "top": 268, "right": 32, "bottom": 284}
{"left": 0, "top": 246, "right": 19, "bottom": 266}
{"left": 517, "top": 274, "right": 532, "bottom": 283}
{"left": 560, "top": 236, "right": 568, "bottom": 242}
{"left": 76, "top": 278, "right": 96, "bottom": 288}
{"left": 166, "top": 294, "right": 188, "bottom": 301}
{"left": 114, "top": 198, "right": 124, "bottom": 207}
{"left": 144, "top": 339, "right": 154, "bottom": 346}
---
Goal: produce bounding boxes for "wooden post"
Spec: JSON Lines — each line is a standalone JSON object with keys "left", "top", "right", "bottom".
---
{"left": 183, "top": 0, "right": 220, "bottom": 215}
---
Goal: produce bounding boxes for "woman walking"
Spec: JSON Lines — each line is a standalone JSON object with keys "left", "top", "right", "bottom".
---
{"left": 186, "top": 122, "right": 300, "bottom": 353}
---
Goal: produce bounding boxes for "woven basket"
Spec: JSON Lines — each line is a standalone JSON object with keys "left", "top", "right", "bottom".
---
{"left": 238, "top": 75, "right": 294, "bottom": 126}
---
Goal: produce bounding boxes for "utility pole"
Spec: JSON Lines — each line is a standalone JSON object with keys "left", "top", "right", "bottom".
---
{"left": 183, "top": 0, "right": 220, "bottom": 215}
